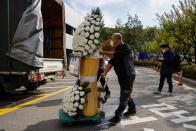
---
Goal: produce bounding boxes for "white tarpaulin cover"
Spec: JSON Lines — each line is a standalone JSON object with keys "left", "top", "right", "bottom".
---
{"left": 8, "top": 0, "right": 44, "bottom": 68}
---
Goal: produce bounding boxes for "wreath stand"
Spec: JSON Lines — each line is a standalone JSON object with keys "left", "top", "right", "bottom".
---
{"left": 59, "top": 56, "right": 105, "bottom": 124}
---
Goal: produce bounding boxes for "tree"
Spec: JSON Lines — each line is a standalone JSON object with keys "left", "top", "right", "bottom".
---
{"left": 123, "top": 14, "right": 144, "bottom": 50}
{"left": 115, "top": 18, "right": 123, "bottom": 29}
{"left": 157, "top": 0, "right": 196, "bottom": 64}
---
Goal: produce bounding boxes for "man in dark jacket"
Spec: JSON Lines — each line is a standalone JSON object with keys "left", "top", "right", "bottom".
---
{"left": 99, "top": 33, "right": 136, "bottom": 124}
{"left": 154, "top": 44, "right": 175, "bottom": 96}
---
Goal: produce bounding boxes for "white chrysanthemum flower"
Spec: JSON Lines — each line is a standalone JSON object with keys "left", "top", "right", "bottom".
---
{"left": 77, "top": 52, "right": 82, "bottom": 56}
{"left": 68, "top": 112, "right": 74, "bottom": 116}
{"left": 89, "top": 35, "right": 95, "bottom": 40}
{"left": 89, "top": 17, "right": 93, "bottom": 21}
{"left": 94, "top": 39, "right": 99, "bottom": 45}
{"left": 72, "top": 112, "right": 77, "bottom": 116}
{"left": 85, "top": 21, "right": 90, "bottom": 26}
{"left": 70, "top": 103, "right": 74, "bottom": 108}
{"left": 85, "top": 16, "right": 89, "bottom": 20}
{"left": 85, "top": 32, "right": 90, "bottom": 38}
{"left": 63, "top": 107, "right": 68, "bottom": 113}
{"left": 74, "top": 102, "right": 79, "bottom": 107}
{"left": 72, "top": 107, "right": 77, "bottom": 112}
{"left": 70, "top": 96, "right": 74, "bottom": 102}
{"left": 72, "top": 91, "right": 76, "bottom": 96}
{"left": 74, "top": 90, "right": 80, "bottom": 95}
{"left": 78, "top": 27, "right": 84, "bottom": 33}
{"left": 78, "top": 87, "right": 83, "bottom": 91}
{"left": 80, "top": 98, "right": 86, "bottom": 104}
{"left": 79, "top": 105, "right": 84, "bottom": 110}
{"left": 79, "top": 47, "right": 86, "bottom": 52}
{"left": 83, "top": 38, "right": 88, "bottom": 44}
{"left": 95, "top": 22, "right": 100, "bottom": 26}
{"left": 75, "top": 95, "right": 80, "bottom": 101}
{"left": 85, "top": 26, "right": 90, "bottom": 31}
{"left": 88, "top": 40, "right": 93, "bottom": 45}
{"left": 85, "top": 45, "right": 90, "bottom": 50}
{"left": 94, "top": 15, "right": 98, "bottom": 18}
{"left": 91, "top": 25, "right": 95, "bottom": 29}
{"left": 95, "top": 27, "right": 100, "bottom": 31}
{"left": 91, "top": 44, "right": 97, "bottom": 50}
{"left": 80, "top": 91, "right": 85, "bottom": 96}
{"left": 80, "top": 31, "right": 85, "bottom": 36}
{"left": 83, "top": 51, "right": 88, "bottom": 56}
{"left": 91, "top": 20, "right": 95, "bottom": 24}
{"left": 68, "top": 112, "right": 72, "bottom": 116}
{"left": 90, "top": 28, "right": 94, "bottom": 33}
{"left": 96, "top": 18, "right": 101, "bottom": 22}
{"left": 88, "top": 49, "right": 94, "bottom": 54}
{"left": 95, "top": 33, "right": 100, "bottom": 38}
{"left": 73, "top": 87, "right": 78, "bottom": 92}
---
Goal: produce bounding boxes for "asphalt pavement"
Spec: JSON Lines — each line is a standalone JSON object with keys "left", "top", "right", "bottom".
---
{"left": 0, "top": 67, "right": 195, "bottom": 131}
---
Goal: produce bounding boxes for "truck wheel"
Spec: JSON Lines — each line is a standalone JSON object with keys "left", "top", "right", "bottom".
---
{"left": 25, "top": 82, "right": 39, "bottom": 91}
{"left": 0, "top": 86, "right": 5, "bottom": 96}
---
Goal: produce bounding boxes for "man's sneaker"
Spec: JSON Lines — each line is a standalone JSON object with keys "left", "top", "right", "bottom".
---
{"left": 109, "top": 116, "right": 121, "bottom": 124}
{"left": 153, "top": 90, "right": 161, "bottom": 95}
{"left": 165, "top": 92, "right": 173, "bottom": 97}
{"left": 123, "top": 110, "right": 136, "bottom": 118}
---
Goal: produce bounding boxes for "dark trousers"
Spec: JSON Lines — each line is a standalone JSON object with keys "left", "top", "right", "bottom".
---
{"left": 97, "top": 69, "right": 110, "bottom": 93}
{"left": 115, "top": 75, "right": 136, "bottom": 118}
{"left": 158, "top": 73, "right": 173, "bottom": 93}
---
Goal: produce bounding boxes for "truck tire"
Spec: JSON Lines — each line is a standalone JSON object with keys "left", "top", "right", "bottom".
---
{"left": 0, "top": 85, "right": 5, "bottom": 96}
{"left": 25, "top": 82, "right": 39, "bottom": 91}
{"left": 0, "top": 77, "right": 5, "bottom": 95}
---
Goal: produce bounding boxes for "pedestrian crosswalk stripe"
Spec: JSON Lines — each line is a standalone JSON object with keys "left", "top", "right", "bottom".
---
{"left": 183, "top": 123, "right": 196, "bottom": 130}
{"left": 120, "top": 116, "right": 158, "bottom": 126}
{"left": 144, "top": 128, "right": 155, "bottom": 131}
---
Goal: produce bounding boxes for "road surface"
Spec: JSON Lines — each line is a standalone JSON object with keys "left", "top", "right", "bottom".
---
{"left": 0, "top": 67, "right": 195, "bottom": 131}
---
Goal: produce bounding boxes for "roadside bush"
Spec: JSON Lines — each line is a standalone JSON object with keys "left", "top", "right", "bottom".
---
{"left": 134, "top": 61, "right": 196, "bottom": 80}
{"left": 181, "top": 64, "right": 196, "bottom": 80}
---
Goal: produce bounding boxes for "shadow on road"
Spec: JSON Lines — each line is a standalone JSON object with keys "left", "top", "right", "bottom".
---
{"left": 22, "top": 119, "right": 110, "bottom": 131}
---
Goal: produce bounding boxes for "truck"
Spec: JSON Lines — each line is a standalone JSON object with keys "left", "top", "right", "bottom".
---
{"left": 0, "top": 0, "right": 67, "bottom": 93}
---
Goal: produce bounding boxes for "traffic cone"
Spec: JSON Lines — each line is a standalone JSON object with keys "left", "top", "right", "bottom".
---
{"left": 152, "top": 66, "right": 155, "bottom": 71}
{"left": 178, "top": 71, "right": 184, "bottom": 86}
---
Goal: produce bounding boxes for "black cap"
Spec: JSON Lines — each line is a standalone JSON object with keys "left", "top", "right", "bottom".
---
{"left": 160, "top": 44, "right": 170, "bottom": 48}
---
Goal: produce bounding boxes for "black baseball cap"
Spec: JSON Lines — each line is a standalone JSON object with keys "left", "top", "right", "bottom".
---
{"left": 160, "top": 44, "right": 170, "bottom": 48}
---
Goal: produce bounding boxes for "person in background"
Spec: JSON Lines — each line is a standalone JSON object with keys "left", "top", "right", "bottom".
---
{"left": 154, "top": 44, "right": 175, "bottom": 96}
{"left": 97, "top": 56, "right": 111, "bottom": 98}
{"left": 100, "top": 33, "right": 136, "bottom": 124}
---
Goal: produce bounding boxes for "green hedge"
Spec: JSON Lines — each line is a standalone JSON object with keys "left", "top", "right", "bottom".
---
{"left": 134, "top": 61, "right": 196, "bottom": 80}
{"left": 181, "top": 64, "right": 196, "bottom": 80}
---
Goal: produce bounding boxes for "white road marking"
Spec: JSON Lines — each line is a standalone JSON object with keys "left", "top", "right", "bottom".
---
{"left": 144, "top": 128, "right": 155, "bottom": 131}
{"left": 171, "top": 115, "right": 196, "bottom": 124}
{"left": 142, "top": 103, "right": 196, "bottom": 129}
{"left": 142, "top": 103, "right": 173, "bottom": 109}
{"left": 150, "top": 110, "right": 189, "bottom": 118}
{"left": 183, "top": 123, "right": 196, "bottom": 130}
{"left": 120, "top": 116, "right": 158, "bottom": 126}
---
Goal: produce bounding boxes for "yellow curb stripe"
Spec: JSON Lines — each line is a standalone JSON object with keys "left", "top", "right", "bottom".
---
{"left": 0, "top": 86, "right": 72, "bottom": 116}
